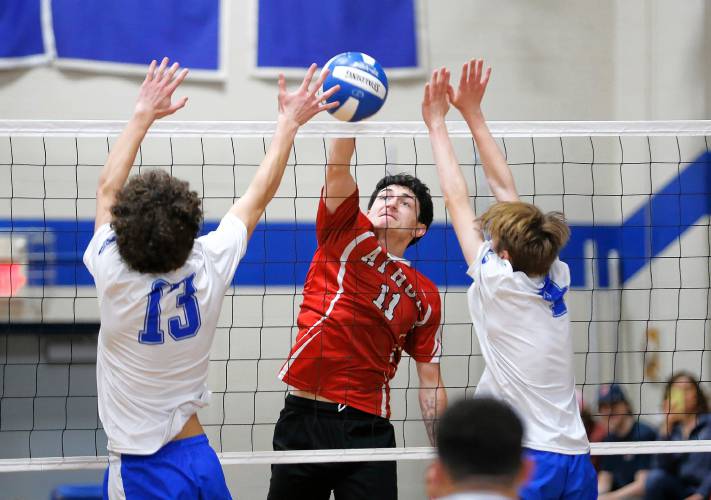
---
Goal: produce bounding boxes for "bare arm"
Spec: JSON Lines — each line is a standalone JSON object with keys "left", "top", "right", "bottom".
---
{"left": 95, "top": 58, "right": 188, "bottom": 230}
{"left": 324, "top": 138, "right": 357, "bottom": 213}
{"left": 416, "top": 361, "right": 448, "bottom": 446}
{"left": 422, "top": 67, "right": 484, "bottom": 267}
{"left": 597, "top": 470, "right": 613, "bottom": 494}
{"left": 599, "top": 470, "right": 648, "bottom": 500}
{"left": 230, "top": 65, "right": 340, "bottom": 237}
{"left": 451, "top": 59, "right": 519, "bottom": 203}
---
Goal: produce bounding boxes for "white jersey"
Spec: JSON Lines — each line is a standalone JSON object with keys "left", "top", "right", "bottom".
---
{"left": 466, "top": 241, "right": 589, "bottom": 454}
{"left": 83, "top": 213, "right": 247, "bottom": 455}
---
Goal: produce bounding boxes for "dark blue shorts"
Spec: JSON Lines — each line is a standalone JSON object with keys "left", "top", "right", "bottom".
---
{"left": 103, "top": 434, "right": 232, "bottom": 499}
{"left": 519, "top": 448, "right": 597, "bottom": 500}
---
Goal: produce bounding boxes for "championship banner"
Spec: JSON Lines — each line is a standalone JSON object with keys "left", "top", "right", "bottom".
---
{"left": 51, "top": 0, "right": 226, "bottom": 81}
{"left": 254, "top": 0, "right": 426, "bottom": 79}
{"left": 0, "top": 0, "right": 51, "bottom": 69}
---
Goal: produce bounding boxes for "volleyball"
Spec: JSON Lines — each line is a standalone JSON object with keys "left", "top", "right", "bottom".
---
{"left": 320, "top": 52, "right": 389, "bottom": 122}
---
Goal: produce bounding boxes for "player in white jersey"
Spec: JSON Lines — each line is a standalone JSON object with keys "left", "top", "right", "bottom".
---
{"left": 421, "top": 61, "right": 597, "bottom": 499}
{"left": 83, "top": 57, "right": 340, "bottom": 499}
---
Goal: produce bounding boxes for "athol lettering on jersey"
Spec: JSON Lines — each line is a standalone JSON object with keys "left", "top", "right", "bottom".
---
{"left": 360, "top": 245, "right": 422, "bottom": 310}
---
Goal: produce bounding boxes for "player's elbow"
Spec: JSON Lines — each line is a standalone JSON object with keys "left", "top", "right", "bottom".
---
{"left": 442, "top": 191, "right": 469, "bottom": 211}
{"left": 96, "top": 182, "right": 114, "bottom": 204}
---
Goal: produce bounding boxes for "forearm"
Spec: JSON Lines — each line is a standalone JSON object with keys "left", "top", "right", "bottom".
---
{"left": 428, "top": 122, "right": 470, "bottom": 206}
{"left": 428, "top": 121, "right": 483, "bottom": 265}
{"left": 597, "top": 471, "right": 613, "bottom": 494}
{"left": 97, "top": 115, "right": 152, "bottom": 199}
{"left": 324, "top": 138, "right": 357, "bottom": 211}
{"left": 243, "top": 117, "right": 299, "bottom": 211}
{"left": 463, "top": 111, "right": 518, "bottom": 202}
{"left": 419, "top": 385, "right": 448, "bottom": 446}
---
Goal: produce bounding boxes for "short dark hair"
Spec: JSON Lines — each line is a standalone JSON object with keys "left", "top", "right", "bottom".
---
{"left": 437, "top": 397, "right": 523, "bottom": 484}
{"left": 367, "top": 174, "right": 433, "bottom": 247}
{"left": 111, "top": 170, "right": 203, "bottom": 274}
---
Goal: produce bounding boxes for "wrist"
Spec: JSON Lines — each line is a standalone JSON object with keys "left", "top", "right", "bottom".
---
{"left": 426, "top": 120, "right": 448, "bottom": 133}
{"left": 130, "top": 111, "right": 155, "bottom": 130}
{"left": 463, "top": 109, "right": 485, "bottom": 126}
{"left": 276, "top": 114, "right": 300, "bottom": 133}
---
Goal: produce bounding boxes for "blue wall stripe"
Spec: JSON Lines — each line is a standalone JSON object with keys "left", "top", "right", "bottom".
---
{"left": 1, "top": 153, "right": 708, "bottom": 289}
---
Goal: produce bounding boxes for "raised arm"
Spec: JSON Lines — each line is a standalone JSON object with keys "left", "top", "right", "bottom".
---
{"left": 230, "top": 65, "right": 340, "bottom": 236}
{"left": 95, "top": 58, "right": 188, "bottom": 230}
{"left": 422, "top": 67, "right": 484, "bottom": 267}
{"left": 324, "top": 137, "right": 357, "bottom": 213}
{"left": 451, "top": 59, "right": 519, "bottom": 203}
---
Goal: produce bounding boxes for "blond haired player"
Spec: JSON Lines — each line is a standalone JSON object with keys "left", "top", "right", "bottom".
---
{"left": 422, "top": 60, "right": 596, "bottom": 499}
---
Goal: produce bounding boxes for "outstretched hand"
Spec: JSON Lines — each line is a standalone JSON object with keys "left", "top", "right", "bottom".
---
{"left": 422, "top": 67, "right": 452, "bottom": 129}
{"left": 134, "top": 57, "right": 189, "bottom": 122}
{"left": 278, "top": 64, "right": 340, "bottom": 126}
{"left": 450, "top": 58, "right": 491, "bottom": 120}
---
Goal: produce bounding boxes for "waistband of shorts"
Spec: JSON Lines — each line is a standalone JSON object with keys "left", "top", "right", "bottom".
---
{"left": 120, "top": 434, "right": 208, "bottom": 460}
{"left": 285, "top": 394, "right": 387, "bottom": 421}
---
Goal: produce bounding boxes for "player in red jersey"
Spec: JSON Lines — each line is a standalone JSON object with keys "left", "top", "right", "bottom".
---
{"left": 268, "top": 138, "right": 447, "bottom": 500}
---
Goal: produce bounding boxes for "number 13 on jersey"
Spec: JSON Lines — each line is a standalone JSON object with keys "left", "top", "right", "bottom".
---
{"left": 139, "top": 274, "right": 202, "bottom": 344}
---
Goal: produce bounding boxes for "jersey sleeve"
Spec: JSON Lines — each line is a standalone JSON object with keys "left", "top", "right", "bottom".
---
{"left": 197, "top": 212, "right": 248, "bottom": 288}
{"left": 82, "top": 223, "right": 116, "bottom": 285}
{"left": 466, "top": 240, "right": 512, "bottom": 297}
{"left": 403, "top": 282, "right": 442, "bottom": 363}
{"left": 316, "top": 188, "right": 362, "bottom": 247}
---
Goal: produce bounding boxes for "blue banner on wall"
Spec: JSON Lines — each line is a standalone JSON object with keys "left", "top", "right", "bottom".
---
{"left": 0, "top": 0, "right": 224, "bottom": 79}
{"left": 0, "top": 0, "right": 49, "bottom": 68}
{"left": 52, "top": 0, "right": 221, "bottom": 73}
{"left": 256, "top": 0, "right": 423, "bottom": 77}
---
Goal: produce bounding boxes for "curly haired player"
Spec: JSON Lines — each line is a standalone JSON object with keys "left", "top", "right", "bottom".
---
{"left": 84, "top": 58, "right": 339, "bottom": 499}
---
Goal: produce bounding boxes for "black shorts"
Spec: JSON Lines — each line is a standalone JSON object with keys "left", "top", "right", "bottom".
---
{"left": 267, "top": 395, "right": 397, "bottom": 500}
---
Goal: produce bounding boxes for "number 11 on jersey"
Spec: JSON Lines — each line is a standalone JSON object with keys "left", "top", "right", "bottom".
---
{"left": 139, "top": 274, "right": 202, "bottom": 344}
{"left": 373, "top": 284, "right": 401, "bottom": 321}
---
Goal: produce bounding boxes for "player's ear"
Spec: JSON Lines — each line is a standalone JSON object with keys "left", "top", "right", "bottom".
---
{"left": 498, "top": 249, "right": 510, "bottom": 261}
{"left": 413, "top": 223, "right": 427, "bottom": 240}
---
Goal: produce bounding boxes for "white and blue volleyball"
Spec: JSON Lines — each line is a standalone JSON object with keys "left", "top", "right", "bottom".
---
{"left": 321, "top": 52, "right": 388, "bottom": 122}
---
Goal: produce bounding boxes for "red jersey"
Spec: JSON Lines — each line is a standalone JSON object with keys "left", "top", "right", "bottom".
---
{"left": 279, "top": 189, "right": 442, "bottom": 418}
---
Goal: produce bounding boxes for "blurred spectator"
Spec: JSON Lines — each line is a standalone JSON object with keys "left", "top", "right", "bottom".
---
{"left": 425, "top": 397, "right": 532, "bottom": 500}
{"left": 596, "top": 384, "right": 657, "bottom": 499}
{"left": 644, "top": 372, "right": 711, "bottom": 500}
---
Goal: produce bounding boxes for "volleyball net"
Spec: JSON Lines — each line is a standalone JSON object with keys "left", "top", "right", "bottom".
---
{"left": 0, "top": 120, "right": 710, "bottom": 471}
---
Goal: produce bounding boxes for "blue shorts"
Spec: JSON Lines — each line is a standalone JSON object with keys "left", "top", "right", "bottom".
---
{"left": 103, "top": 434, "right": 232, "bottom": 500}
{"left": 519, "top": 448, "right": 597, "bottom": 500}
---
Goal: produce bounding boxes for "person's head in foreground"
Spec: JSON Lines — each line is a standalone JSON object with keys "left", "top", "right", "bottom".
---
{"left": 598, "top": 383, "right": 634, "bottom": 436}
{"left": 111, "top": 170, "right": 203, "bottom": 274}
{"left": 366, "top": 173, "right": 434, "bottom": 248}
{"left": 480, "top": 202, "right": 569, "bottom": 276}
{"left": 426, "top": 397, "right": 532, "bottom": 499}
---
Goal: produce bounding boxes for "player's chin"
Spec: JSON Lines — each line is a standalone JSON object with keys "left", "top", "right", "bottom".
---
{"left": 371, "top": 220, "right": 403, "bottom": 231}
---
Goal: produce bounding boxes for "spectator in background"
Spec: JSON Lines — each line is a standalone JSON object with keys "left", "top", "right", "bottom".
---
{"left": 644, "top": 372, "right": 711, "bottom": 500}
{"left": 425, "top": 397, "right": 532, "bottom": 500}
{"left": 597, "top": 384, "right": 657, "bottom": 499}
